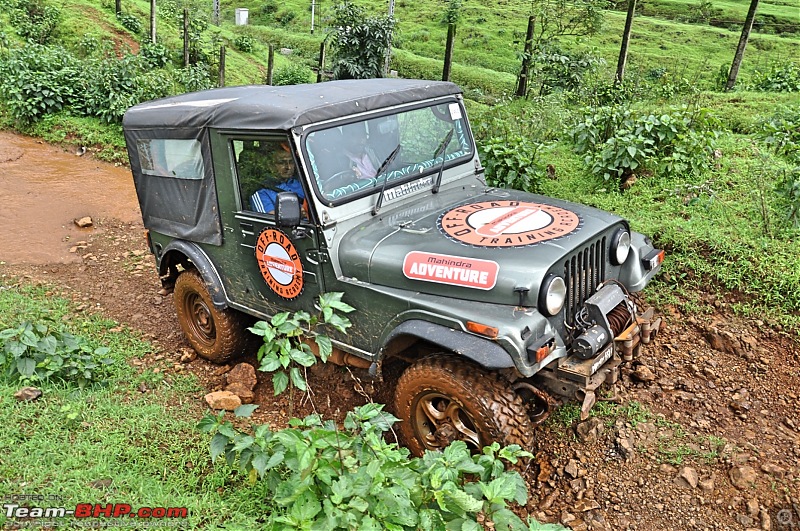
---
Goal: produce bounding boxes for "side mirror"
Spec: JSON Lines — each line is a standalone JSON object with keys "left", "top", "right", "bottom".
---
{"left": 275, "top": 192, "right": 301, "bottom": 228}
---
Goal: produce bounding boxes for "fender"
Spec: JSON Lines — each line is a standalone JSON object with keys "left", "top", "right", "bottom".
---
{"left": 381, "top": 319, "right": 515, "bottom": 369}
{"left": 159, "top": 240, "right": 229, "bottom": 309}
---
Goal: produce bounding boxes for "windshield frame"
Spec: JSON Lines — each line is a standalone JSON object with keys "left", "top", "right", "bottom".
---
{"left": 299, "top": 96, "right": 475, "bottom": 208}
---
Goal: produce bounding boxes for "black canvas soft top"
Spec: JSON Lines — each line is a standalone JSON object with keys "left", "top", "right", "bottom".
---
{"left": 122, "top": 79, "right": 462, "bottom": 131}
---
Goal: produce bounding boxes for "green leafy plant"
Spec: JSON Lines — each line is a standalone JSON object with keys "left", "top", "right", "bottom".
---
{"left": 0, "top": 321, "right": 115, "bottom": 387}
{"left": 272, "top": 62, "right": 313, "bottom": 86}
{"left": 9, "top": 0, "right": 60, "bottom": 45}
{"left": 116, "top": 11, "right": 142, "bottom": 35}
{"left": 329, "top": 2, "right": 395, "bottom": 80}
{"left": 747, "top": 62, "right": 800, "bottom": 93}
{"left": 480, "top": 135, "right": 547, "bottom": 192}
{"left": 248, "top": 292, "right": 354, "bottom": 396}
{"left": 572, "top": 105, "right": 718, "bottom": 184}
{"left": 140, "top": 41, "right": 172, "bottom": 68}
{"left": 233, "top": 34, "right": 254, "bottom": 53}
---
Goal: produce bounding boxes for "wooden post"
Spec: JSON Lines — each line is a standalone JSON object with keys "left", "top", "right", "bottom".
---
{"left": 515, "top": 16, "right": 535, "bottom": 97}
{"left": 316, "top": 41, "right": 325, "bottom": 83}
{"left": 213, "top": 0, "right": 220, "bottom": 25}
{"left": 115, "top": 0, "right": 121, "bottom": 17}
{"left": 616, "top": 0, "right": 637, "bottom": 84}
{"left": 726, "top": 0, "right": 760, "bottom": 91}
{"left": 219, "top": 46, "right": 226, "bottom": 87}
{"left": 149, "top": 0, "right": 156, "bottom": 44}
{"left": 442, "top": 23, "right": 456, "bottom": 82}
{"left": 267, "top": 44, "right": 275, "bottom": 85}
{"left": 183, "top": 9, "right": 189, "bottom": 67}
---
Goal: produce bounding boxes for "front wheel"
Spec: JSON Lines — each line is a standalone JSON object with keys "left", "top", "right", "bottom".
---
{"left": 173, "top": 270, "right": 251, "bottom": 363}
{"left": 394, "top": 355, "right": 533, "bottom": 456}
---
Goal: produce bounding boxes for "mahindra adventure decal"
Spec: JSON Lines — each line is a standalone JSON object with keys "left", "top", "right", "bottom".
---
{"left": 438, "top": 200, "right": 581, "bottom": 248}
{"left": 402, "top": 251, "right": 499, "bottom": 290}
{"left": 255, "top": 228, "right": 304, "bottom": 299}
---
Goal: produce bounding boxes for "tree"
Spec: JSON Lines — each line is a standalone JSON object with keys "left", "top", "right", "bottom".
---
{"left": 516, "top": 0, "right": 607, "bottom": 97}
{"left": 615, "top": 0, "right": 637, "bottom": 83}
{"left": 329, "top": 2, "right": 395, "bottom": 80}
{"left": 725, "top": 0, "right": 760, "bottom": 91}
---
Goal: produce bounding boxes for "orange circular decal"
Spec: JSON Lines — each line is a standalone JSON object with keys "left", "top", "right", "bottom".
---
{"left": 255, "top": 228, "right": 304, "bottom": 299}
{"left": 438, "top": 200, "right": 581, "bottom": 248}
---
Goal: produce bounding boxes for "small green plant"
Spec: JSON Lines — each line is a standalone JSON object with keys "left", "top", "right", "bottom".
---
{"left": 140, "top": 41, "right": 171, "bottom": 68}
{"left": 248, "top": 292, "right": 354, "bottom": 395}
{"left": 9, "top": 0, "right": 60, "bottom": 45}
{"left": 233, "top": 34, "right": 254, "bottom": 53}
{"left": 330, "top": 2, "right": 395, "bottom": 80}
{"left": 116, "top": 12, "right": 142, "bottom": 35}
{"left": 747, "top": 62, "right": 800, "bottom": 93}
{"left": 0, "top": 321, "right": 115, "bottom": 387}
{"left": 479, "top": 135, "right": 547, "bottom": 192}
{"left": 271, "top": 62, "right": 313, "bottom": 86}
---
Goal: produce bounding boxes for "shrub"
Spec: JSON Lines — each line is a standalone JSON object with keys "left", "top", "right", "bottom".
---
{"left": 572, "top": 105, "right": 719, "bottom": 184}
{"left": 777, "top": 167, "right": 800, "bottom": 229}
{"left": 0, "top": 321, "right": 115, "bottom": 387}
{"left": 759, "top": 107, "right": 800, "bottom": 163}
{"left": 140, "top": 41, "right": 172, "bottom": 68}
{"left": 271, "top": 62, "right": 313, "bottom": 86}
{"left": 9, "top": 0, "right": 60, "bottom": 45}
{"left": 533, "top": 47, "right": 605, "bottom": 96}
{"left": 330, "top": 2, "right": 394, "bottom": 80}
{"left": 116, "top": 12, "right": 142, "bottom": 35}
{"left": 747, "top": 62, "right": 800, "bottom": 93}
{"left": 177, "top": 64, "right": 213, "bottom": 92}
{"left": 234, "top": 34, "right": 254, "bottom": 53}
{"left": 479, "top": 135, "right": 547, "bottom": 192}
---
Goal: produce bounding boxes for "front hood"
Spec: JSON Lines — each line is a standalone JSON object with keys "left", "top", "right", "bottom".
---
{"left": 337, "top": 187, "right": 625, "bottom": 306}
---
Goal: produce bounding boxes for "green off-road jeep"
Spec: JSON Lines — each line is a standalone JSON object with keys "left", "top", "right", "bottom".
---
{"left": 123, "top": 79, "right": 663, "bottom": 455}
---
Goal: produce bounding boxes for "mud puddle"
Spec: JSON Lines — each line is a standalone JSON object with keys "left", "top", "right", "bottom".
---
{"left": 0, "top": 132, "right": 141, "bottom": 264}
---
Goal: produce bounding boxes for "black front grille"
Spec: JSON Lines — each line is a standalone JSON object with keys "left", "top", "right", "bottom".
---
{"left": 564, "top": 237, "right": 607, "bottom": 330}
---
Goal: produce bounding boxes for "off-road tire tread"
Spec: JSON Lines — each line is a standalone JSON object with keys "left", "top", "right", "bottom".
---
{"left": 174, "top": 270, "right": 250, "bottom": 363}
{"left": 394, "top": 354, "right": 533, "bottom": 456}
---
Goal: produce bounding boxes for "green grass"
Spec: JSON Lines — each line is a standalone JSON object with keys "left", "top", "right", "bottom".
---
{"left": 0, "top": 282, "right": 273, "bottom": 529}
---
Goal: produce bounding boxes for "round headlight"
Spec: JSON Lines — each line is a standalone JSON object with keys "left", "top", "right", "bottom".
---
{"left": 539, "top": 274, "right": 566, "bottom": 316}
{"left": 611, "top": 228, "right": 631, "bottom": 265}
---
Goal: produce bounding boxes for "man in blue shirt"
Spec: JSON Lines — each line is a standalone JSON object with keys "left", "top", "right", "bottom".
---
{"left": 249, "top": 143, "right": 306, "bottom": 214}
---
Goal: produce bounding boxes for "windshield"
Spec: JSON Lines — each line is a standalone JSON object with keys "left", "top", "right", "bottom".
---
{"left": 304, "top": 100, "right": 473, "bottom": 204}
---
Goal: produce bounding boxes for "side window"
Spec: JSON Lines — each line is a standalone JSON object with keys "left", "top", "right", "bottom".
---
{"left": 232, "top": 138, "right": 304, "bottom": 215}
{"left": 137, "top": 139, "right": 204, "bottom": 179}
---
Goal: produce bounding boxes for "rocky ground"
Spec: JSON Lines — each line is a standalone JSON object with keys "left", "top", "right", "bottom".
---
{"left": 1, "top": 133, "right": 798, "bottom": 530}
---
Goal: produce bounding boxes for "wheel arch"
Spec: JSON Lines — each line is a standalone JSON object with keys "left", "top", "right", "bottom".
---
{"left": 380, "top": 319, "right": 515, "bottom": 370}
{"left": 159, "top": 240, "right": 229, "bottom": 309}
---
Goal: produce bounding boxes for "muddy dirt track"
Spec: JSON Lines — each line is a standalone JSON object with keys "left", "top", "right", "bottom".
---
{"left": 1, "top": 131, "right": 798, "bottom": 531}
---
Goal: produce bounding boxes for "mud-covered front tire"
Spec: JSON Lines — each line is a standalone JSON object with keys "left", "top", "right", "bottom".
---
{"left": 394, "top": 355, "right": 533, "bottom": 456}
{"left": 173, "top": 270, "right": 250, "bottom": 363}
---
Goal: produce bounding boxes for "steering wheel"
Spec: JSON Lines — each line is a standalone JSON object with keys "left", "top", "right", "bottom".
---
{"left": 323, "top": 170, "right": 356, "bottom": 192}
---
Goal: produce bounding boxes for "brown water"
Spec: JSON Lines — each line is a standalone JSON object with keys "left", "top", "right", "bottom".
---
{"left": 0, "top": 132, "right": 141, "bottom": 264}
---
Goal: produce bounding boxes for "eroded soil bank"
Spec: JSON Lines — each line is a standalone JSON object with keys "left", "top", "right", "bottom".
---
{"left": 0, "top": 132, "right": 798, "bottom": 530}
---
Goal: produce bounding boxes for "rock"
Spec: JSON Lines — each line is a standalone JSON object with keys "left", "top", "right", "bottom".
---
{"left": 729, "top": 465, "right": 758, "bottom": 490}
{"left": 565, "top": 459, "right": 579, "bottom": 479}
{"left": 616, "top": 436, "right": 635, "bottom": 461}
{"left": 659, "top": 464, "right": 677, "bottom": 475}
{"left": 632, "top": 364, "right": 656, "bottom": 382}
{"left": 575, "top": 417, "right": 604, "bottom": 443}
{"left": 179, "top": 348, "right": 197, "bottom": 363}
{"left": 14, "top": 387, "right": 42, "bottom": 401}
{"left": 74, "top": 216, "right": 93, "bottom": 228}
{"left": 760, "top": 463, "right": 786, "bottom": 478}
{"left": 699, "top": 478, "right": 715, "bottom": 492}
{"left": 226, "top": 362, "right": 258, "bottom": 390}
{"left": 225, "top": 382, "right": 255, "bottom": 404}
{"left": 560, "top": 512, "right": 576, "bottom": 526}
{"left": 760, "top": 509, "right": 771, "bottom": 530}
{"left": 574, "top": 499, "right": 600, "bottom": 512}
{"left": 676, "top": 467, "right": 699, "bottom": 489}
{"left": 204, "top": 391, "right": 242, "bottom": 411}
{"left": 746, "top": 498, "right": 759, "bottom": 517}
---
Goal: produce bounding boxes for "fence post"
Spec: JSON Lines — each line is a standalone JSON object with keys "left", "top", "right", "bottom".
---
{"left": 115, "top": 0, "right": 121, "bottom": 16}
{"left": 442, "top": 23, "right": 456, "bottom": 82}
{"left": 267, "top": 44, "right": 275, "bottom": 85}
{"left": 183, "top": 9, "right": 189, "bottom": 67}
{"left": 515, "top": 15, "right": 535, "bottom": 97}
{"left": 150, "top": 0, "right": 156, "bottom": 44}
{"left": 317, "top": 41, "right": 326, "bottom": 83}
{"left": 219, "top": 46, "right": 226, "bottom": 87}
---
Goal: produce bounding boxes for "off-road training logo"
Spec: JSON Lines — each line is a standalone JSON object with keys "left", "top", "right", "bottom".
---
{"left": 403, "top": 251, "right": 499, "bottom": 290}
{"left": 255, "top": 228, "right": 304, "bottom": 300}
{"left": 438, "top": 200, "right": 581, "bottom": 248}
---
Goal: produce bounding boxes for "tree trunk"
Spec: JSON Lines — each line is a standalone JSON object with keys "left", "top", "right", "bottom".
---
{"left": 268, "top": 44, "right": 276, "bottom": 85}
{"left": 149, "top": 0, "right": 156, "bottom": 44}
{"left": 515, "top": 16, "right": 535, "bottom": 98}
{"left": 183, "top": 9, "right": 189, "bottom": 67}
{"left": 726, "top": 0, "right": 760, "bottom": 91}
{"left": 218, "top": 46, "right": 226, "bottom": 87}
{"left": 115, "top": 0, "right": 121, "bottom": 16}
{"left": 442, "top": 23, "right": 456, "bottom": 82}
{"left": 616, "top": 0, "right": 637, "bottom": 84}
{"left": 315, "top": 42, "right": 324, "bottom": 83}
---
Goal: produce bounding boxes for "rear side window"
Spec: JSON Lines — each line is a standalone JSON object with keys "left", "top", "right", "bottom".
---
{"left": 137, "top": 139, "right": 204, "bottom": 180}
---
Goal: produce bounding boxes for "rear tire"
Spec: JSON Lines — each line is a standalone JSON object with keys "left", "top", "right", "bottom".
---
{"left": 173, "top": 270, "right": 251, "bottom": 363}
{"left": 394, "top": 355, "right": 533, "bottom": 456}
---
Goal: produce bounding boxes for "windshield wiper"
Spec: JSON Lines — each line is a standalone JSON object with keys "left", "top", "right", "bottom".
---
{"left": 431, "top": 129, "right": 455, "bottom": 194}
{"left": 371, "top": 144, "right": 402, "bottom": 216}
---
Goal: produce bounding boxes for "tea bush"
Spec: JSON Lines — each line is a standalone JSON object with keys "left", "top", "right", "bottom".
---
{"left": 572, "top": 105, "right": 718, "bottom": 184}
{"left": 272, "top": 62, "right": 313, "bottom": 86}
{"left": 747, "top": 62, "right": 800, "bottom": 93}
{"left": 8, "top": 0, "right": 60, "bottom": 45}
{"left": 480, "top": 135, "right": 547, "bottom": 192}
{"left": 116, "top": 12, "right": 143, "bottom": 35}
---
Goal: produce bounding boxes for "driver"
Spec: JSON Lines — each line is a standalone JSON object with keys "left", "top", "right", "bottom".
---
{"left": 250, "top": 142, "right": 305, "bottom": 214}
{"left": 343, "top": 125, "right": 380, "bottom": 180}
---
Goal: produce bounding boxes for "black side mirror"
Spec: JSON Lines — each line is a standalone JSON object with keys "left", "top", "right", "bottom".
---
{"left": 275, "top": 192, "right": 301, "bottom": 228}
